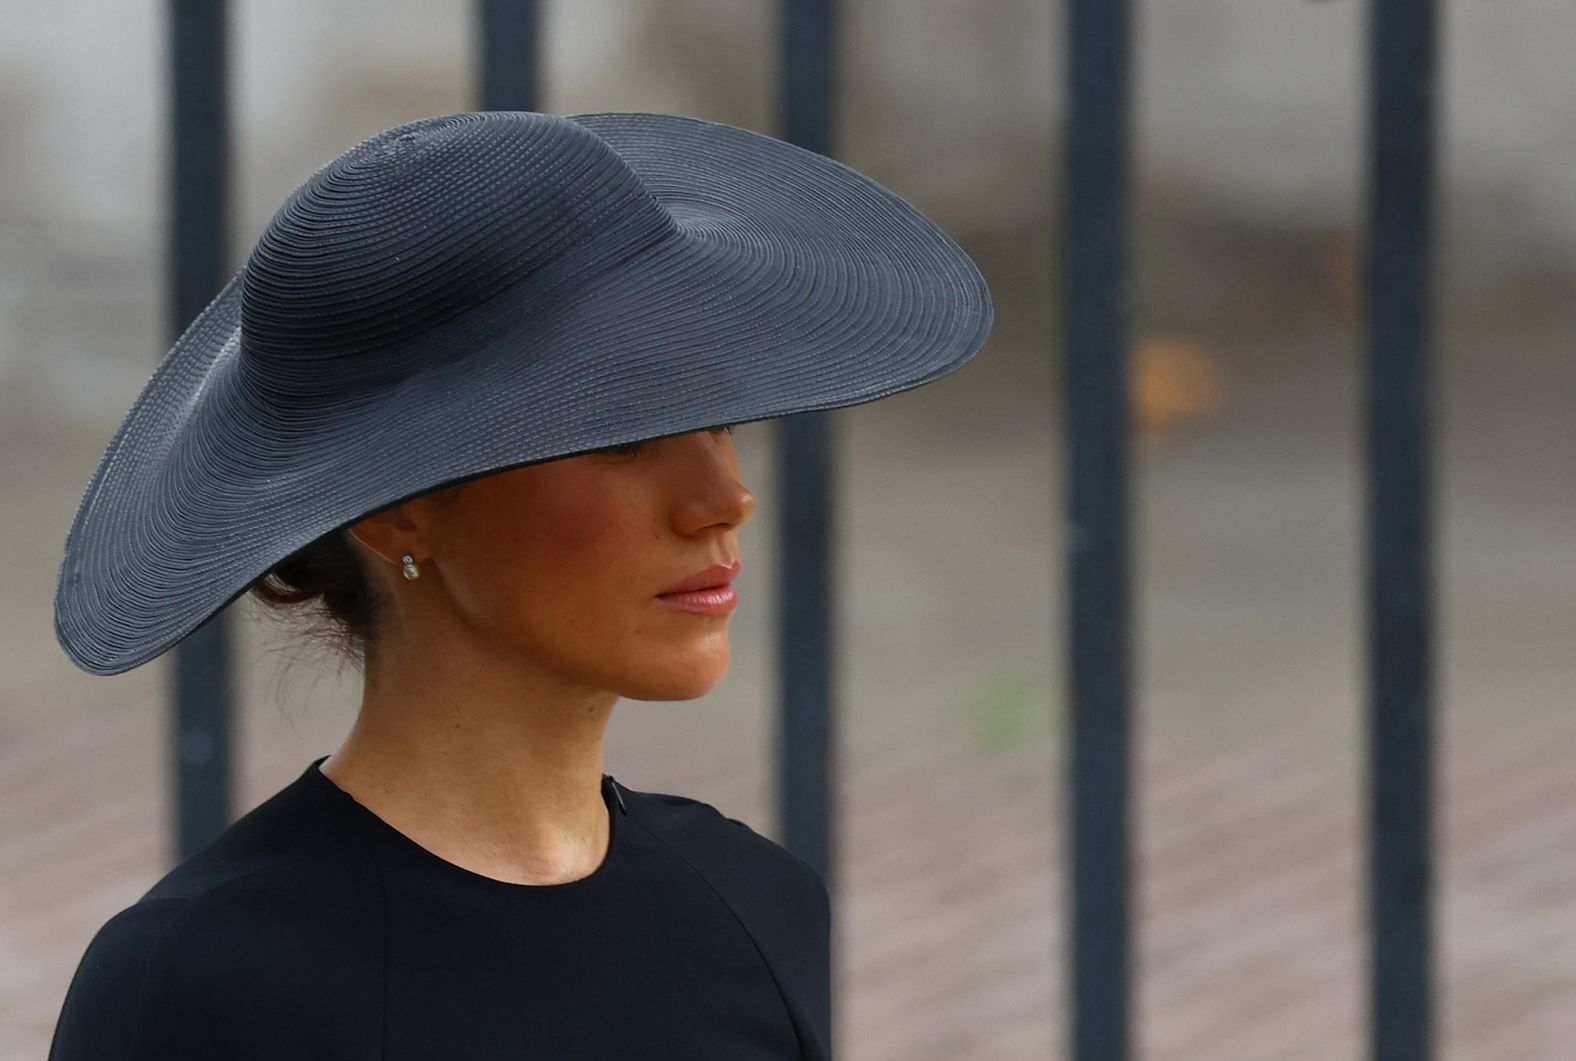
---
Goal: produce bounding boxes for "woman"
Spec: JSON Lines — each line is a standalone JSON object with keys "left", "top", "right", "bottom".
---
{"left": 47, "top": 110, "right": 991, "bottom": 1059}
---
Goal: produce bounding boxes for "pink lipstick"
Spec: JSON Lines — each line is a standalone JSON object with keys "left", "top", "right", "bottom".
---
{"left": 656, "top": 561, "right": 741, "bottom": 615}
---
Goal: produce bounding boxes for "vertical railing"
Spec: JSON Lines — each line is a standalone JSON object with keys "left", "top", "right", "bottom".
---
{"left": 169, "top": 0, "right": 235, "bottom": 862}
{"left": 477, "top": 0, "right": 540, "bottom": 112}
{"left": 1062, "top": 0, "right": 1135, "bottom": 1057}
{"left": 1363, "top": 0, "right": 1439, "bottom": 1058}
{"left": 775, "top": 0, "right": 840, "bottom": 988}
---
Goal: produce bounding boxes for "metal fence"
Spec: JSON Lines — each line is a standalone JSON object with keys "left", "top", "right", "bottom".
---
{"left": 165, "top": 1, "right": 1440, "bottom": 1057}
{"left": 1062, "top": 2, "right": 1438, "bottom": 1058}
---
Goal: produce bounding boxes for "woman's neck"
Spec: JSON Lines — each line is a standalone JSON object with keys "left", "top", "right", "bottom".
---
{"left": 320, "top": 628, "right": 620, "bottom": 885}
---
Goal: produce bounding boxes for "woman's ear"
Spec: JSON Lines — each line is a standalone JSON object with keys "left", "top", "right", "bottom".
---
{"left": 345, "top": 502, "right": 423, "bottom": 567}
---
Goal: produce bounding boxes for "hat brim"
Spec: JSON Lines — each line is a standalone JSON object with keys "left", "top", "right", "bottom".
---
{"left": 55, "top": 111, "right": 993, "bottom": 675}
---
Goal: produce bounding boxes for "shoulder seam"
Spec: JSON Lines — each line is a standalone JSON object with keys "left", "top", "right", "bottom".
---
{"left": 619, "top": 788, "right": 826, "bottom": 903}
{"left": 719, "top": 813, "right": 828, "bottom": 895}
{"left": 118, "top": 895, "right": 195, "bottom": 1053}
{"left": 344, "top": 803, "right": 393, "bottom": 1061}
{"left": 621, "top": 813, "right": 813, "bottom": 1059}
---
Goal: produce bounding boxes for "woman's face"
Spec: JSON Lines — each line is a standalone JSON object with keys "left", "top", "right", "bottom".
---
{"left": 396, "top": 426, "right": 755, "bottom": 701}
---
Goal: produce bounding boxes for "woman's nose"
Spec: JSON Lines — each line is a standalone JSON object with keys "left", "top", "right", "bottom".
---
{"left": 669, "top": 434, "right": 755, "bottom": 535}
{"left": 675, "top": 472, "right": 755, "bottom": 536}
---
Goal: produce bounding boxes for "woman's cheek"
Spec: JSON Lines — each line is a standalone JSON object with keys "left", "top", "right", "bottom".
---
{"left": 529, "top": 494, "right": 629, "bottom": 573}
{"left": 538, "top": 471, "right": 653, "bottom": 568}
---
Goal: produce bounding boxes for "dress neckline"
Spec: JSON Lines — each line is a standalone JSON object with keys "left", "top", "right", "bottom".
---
{"left": 301, "top": 754, "right": 625, "bottom": 893}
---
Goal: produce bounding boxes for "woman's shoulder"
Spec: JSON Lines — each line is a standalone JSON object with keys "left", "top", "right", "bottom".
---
{"left": 50, "top": 874, "right": 382, "bottom": 1059}
{"left": 46, "top": 898, "right": 188, "bottom": 1060}
{"left": 47, "top": 774, "right": 384, "bottom": 1060}
{"left": 50, "top": 861, "right": 383, "bottom": 1059}
{"left": 614, "top": 781, "right": 831, "bottom": 950}
{"left": 616, "top": 779, "right": 832, "bottom": 1054}
{"left": 616, "top": 779, "right": 828, "bottom": 905}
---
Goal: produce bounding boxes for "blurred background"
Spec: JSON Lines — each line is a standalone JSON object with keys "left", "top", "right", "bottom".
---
{"left": 4, "top": 1, "right": 1574, "bottom": 1057}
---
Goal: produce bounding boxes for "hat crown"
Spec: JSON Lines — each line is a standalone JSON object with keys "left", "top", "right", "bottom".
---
{"left": 239, "top": 112, "right": 676, "bottom": 384}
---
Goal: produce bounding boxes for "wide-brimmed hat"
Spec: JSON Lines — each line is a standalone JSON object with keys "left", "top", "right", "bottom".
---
{"left": 55, "top": 110, "right": 993, "bottom": 676}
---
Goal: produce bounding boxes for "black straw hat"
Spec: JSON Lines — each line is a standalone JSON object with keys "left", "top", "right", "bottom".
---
{"left": 55, "top": 110, "right": 993, "bottom": 676}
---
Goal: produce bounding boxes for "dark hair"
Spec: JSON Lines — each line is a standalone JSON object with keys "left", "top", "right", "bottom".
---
{"left": 248, "top": 528, "right": 387, "bottom": 668}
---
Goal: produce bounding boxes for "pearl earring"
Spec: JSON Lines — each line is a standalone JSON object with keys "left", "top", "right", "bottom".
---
{"left": 401, "top": 553, "right": 420, "bottom": 581}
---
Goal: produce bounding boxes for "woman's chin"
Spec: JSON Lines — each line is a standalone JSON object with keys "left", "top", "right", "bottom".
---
{"left": 621, "top": 650, "right": 730, "bottom": 701}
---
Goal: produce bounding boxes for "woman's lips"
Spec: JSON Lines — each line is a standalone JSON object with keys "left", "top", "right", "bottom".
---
{"left": 656, "top": 560, "right": 741, "bottom": 614}
{"left": 655, "top": 583, "right": 738, "bottom": 615}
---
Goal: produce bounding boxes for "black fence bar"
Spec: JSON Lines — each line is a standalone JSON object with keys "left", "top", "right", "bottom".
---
{"left": 775, "top": 0, "right": 838, "bottom": 899}
{"left": 1363, "top": 0, "right": 1439, "bottom": 1058}
{"left": 168, "top": 0, "right": 234, "bottom": 861}
{"left": 477, "top": 0, "right": 540, "bottom": 112}
{"left": 1062, "top": 0, "right": 1135, "bottom": 1055}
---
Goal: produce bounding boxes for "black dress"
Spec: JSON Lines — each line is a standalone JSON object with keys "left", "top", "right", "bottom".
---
{"left": 47, "top": 756, "right": 831, "bottom": 1059}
